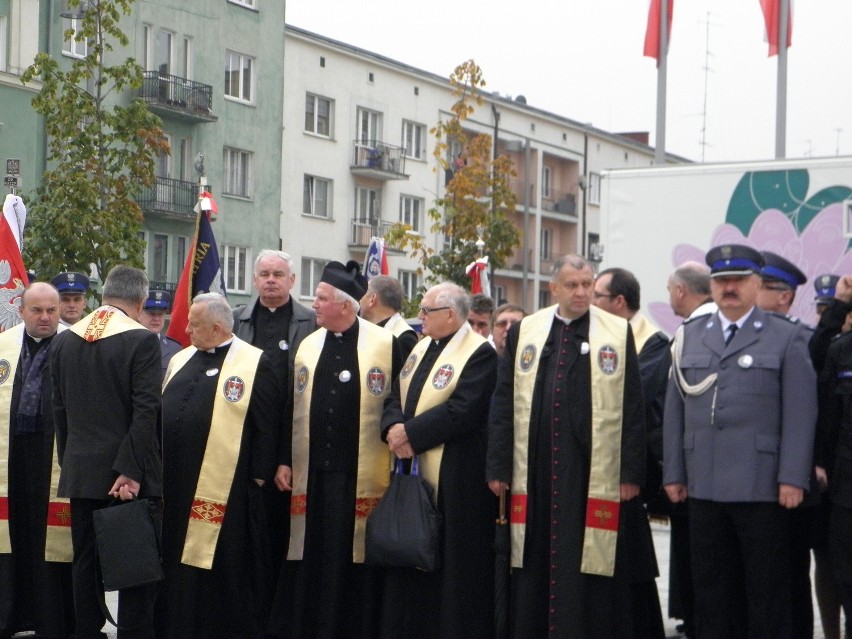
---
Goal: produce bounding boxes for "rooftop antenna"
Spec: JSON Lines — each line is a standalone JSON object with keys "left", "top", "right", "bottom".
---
{"left": 699, "top": 12, "right": 714, "bottom": 162}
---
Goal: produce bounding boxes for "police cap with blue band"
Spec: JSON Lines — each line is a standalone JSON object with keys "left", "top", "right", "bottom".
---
{"left": 51, "top": 272, "right": 90, "bottom": 294}
{"left": 759, "top": 251, "right": 807, "bottom": 289}
{"left": 144, "top": 289, "right": 172, "bottom": 312}
{"left": 814, "top": 274, "right": 840, "bottom": 303}
{"left": 705, "top": 244, "right": 765, "bottom": 278}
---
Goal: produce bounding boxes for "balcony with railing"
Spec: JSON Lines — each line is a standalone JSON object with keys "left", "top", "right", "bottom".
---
{"left": 350, "top": 140, "right": 408, "bottom": 180}
{"left": 509, "top": 178, "right": 537, "bottom": 208}
{"left": 137, "top": 177, "right": 203, "bottom": 221}
{"left": 148, "top": 280, "right": 178, "bottom": 297}
{"left": 349, "top": 218, "right": 395, "bottom": 248}
{"left": 542, "top": 188, "right": 577, "bottom": 217}
{"left": 136, "top": 71, "right": 217, "bottom": 123}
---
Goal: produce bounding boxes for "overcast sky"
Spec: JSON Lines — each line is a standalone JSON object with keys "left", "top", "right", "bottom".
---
{"left": 286, "top": 0, "right": 852, "bottom": 164}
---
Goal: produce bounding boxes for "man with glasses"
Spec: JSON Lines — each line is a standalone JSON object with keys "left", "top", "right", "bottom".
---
{"left": 757, "top": 251, "right": 807, "bottom": 317}
{"left": 491, "top": 303, "right": 526, "bottom": 358}
{"left": 380, "top": 282, "right": 497, "bottom": 639}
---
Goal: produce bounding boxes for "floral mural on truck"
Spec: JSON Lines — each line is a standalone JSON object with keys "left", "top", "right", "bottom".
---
{"left": 648, "top": 169, "right": 852, "bottom": 335}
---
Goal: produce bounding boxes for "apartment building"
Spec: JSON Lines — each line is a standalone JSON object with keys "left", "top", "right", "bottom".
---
{"left": 282, "top": 25, "right": 683, "bottom": 312}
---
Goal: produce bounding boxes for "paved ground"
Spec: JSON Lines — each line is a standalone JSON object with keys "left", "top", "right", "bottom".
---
{"left": 98, "top": 523, "right": 837, "bottom": 639}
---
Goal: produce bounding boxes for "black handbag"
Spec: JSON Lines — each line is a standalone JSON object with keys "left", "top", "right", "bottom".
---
{"left": 365, "top": 456, "right": 443, "bottom": 572}
{"left": 93, "top": 497, "right": 164, "bottom": 591}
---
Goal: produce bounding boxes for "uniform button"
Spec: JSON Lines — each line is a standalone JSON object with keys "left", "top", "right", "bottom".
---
{"left": 324, "top": 460, "right": 330, "bottom": 466}
{"left": 329, "top": 408, "right": 334, "bottom": 414}
{"left": 554, "top": 402, "right": 560, "bottom": 408}
{"left": 326, "top": 443, "right": 331, "bottom": 448}
{"left": 555, "top": 388, "right": 561, "bottom": 393}
{"left": 331, "top": 390, "right": 336, "bottom": 395}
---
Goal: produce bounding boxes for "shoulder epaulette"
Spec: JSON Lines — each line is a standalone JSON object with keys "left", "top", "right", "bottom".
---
{"left": 683, "top": 312, "right": 712, "bottom": 326}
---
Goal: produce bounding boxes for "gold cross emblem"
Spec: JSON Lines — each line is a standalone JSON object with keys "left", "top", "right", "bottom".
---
{"left": 594, "top": 508, "right": 612, "bottom": 527}
{"left": 56, "top": 504, "right": 71, "bottom": 524}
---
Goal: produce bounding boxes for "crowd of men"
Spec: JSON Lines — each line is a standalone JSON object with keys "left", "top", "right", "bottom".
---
{"left": 0, "top": 242, "right": 851, "bottom": 639}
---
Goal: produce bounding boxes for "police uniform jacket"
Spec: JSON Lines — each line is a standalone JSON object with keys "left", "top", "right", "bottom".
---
{"left": 663, "top": 306, "right": 817, "bottom": 502}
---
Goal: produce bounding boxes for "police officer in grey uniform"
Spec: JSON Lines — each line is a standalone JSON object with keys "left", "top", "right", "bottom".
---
{"left": 51, "top": 272, "right": 89, "bottom": 327}
{"left": 663, "top": 243, "right": 818, "bottom": 639}
{"left": 138, "top": 289, "right": 181, "bottom": 374}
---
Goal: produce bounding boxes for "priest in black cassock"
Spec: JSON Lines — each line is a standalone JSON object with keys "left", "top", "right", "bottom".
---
{"left": 487, "top": 254, "right": 663, "bottom": 639}
{"left": 154, "top": 292, "right": 282, "bottom": 639}
{"left": 0, "top": 282, "right": 74, "bottom": 638}
{"left": 269, "top": 261, "right": 402, "bottom": 639}
{"left": 380, "top": 281, "right": 498, "bottom": 639}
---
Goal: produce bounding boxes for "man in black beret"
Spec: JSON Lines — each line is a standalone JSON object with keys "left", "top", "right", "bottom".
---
{"left": 269, "top": 260, "right": 402, "bottom": 639}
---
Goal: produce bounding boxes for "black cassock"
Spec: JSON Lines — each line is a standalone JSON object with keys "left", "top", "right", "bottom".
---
{"left": 379, "top": 333, "right": 498, "bottom": 639}
{"left": 488, "top": 313, "right": 664, "bottom": 639}
{"left": 0, "top": 334, "right": 74, "bottom": 638}
{"left": 154, "top": 345, "right": 279, "bottom": 639}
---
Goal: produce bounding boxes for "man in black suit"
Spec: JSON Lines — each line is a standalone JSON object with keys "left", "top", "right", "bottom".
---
{"left": 232, "top": 249, "right": 315, "bottom": 588}
{"left": 51, "top": 265, "right": 163, "bottom": 639}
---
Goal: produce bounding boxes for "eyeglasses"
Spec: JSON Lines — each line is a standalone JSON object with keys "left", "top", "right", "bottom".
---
{"left": 419, "top": 305, "right": 451, "bottom": 315}
{"left": 592, "top": 292, "right": 614, "bottom": 299}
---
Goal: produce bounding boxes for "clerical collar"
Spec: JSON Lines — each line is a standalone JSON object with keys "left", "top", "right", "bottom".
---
{"left": 430, "top": 328, "right": 459, "bottom": 348}
{"left": 554, "top": 312, "right": 575, "bottom": 326}
{"left": 25, "top": 332, "right": 45, "bottom": 343}
{"left": 205, "top": 336, "right": 234, "bottom": 353}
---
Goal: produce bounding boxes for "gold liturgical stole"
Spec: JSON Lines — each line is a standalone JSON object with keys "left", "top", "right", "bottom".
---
{"left": 70, "top": 306, "right": 145, "bottom": 341}
{"left": 163, "top": 337, "right": 262, "bottom": 569}
{"left": 385, "top": 313, "right": 416, "bottom": 341}
{"left": 288, "top": 318, "right": 393, "bottom": 563}
{"left": 398, "top": 323, "right": 485, "bottom": 493}
{"left": 511, "top": 305, "right": 627, "bottom": 577}
{"left": 0, "top": 323, "right": 72, "bottom": 561}
{"left": 629, "top": 311, "right": 662, "bottom": 354}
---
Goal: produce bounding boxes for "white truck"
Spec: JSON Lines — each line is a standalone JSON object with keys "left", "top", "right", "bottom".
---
{"left": 599, "top": 156, "right": 852, "bottom": 334}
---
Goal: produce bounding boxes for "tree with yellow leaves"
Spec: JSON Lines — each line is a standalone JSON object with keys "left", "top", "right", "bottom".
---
{"left": 386, "top": 60, "right": 520, "bottom": 297}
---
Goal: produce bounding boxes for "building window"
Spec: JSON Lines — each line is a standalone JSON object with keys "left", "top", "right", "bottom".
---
{"left": 303, "top": 175, "right": 331, "bottom": 218}
{"left": 354, "top": 187, "right": 379, "bottom": 222}
{"left": 228, "top": 0, "right": 256, "bottom": 7}
{"left": 304, "top": 93, "right": 332, "bottom": 137}
{"left": 179, "top": 138, "right": 192, "bottom": 182}
{"left": 221, "top": 244, "right": 250, "bottom": 293}
{"left": 152, "top": 234, "right": 169, "bottom": 282}
{"left": 176, "top": 236, "right": 189, "bottom": 274}
{"left": 402, "top": 121, "right": 426, "bottom": 160}
{"left": 156, "top": 134, "right": 171, "bottom": 178}
{"left": 400, "top": 195, "right": 423, "bottom": 234}
{"left": 542, "top": 166, "right": 552, "bottom": 198}
{"left": 181, "top": 36, "right": 192, "bottom": 79}
{"left": 356, "top": 107, "right": 381, "bottom": 145}
{"left": 494, "top": 285, "right": 506, "bottom": 304}
{"left": 540, "top": 228, "right": 552, "bottom": 261}
{"left": 539, "top": 288, "right": 551, "bottom": 309}
{"left": 225, "top": 50, "right": 253, "bottom": 103}
{"left": 398, "top": 270, "right": 419, "bottom": 300}
{"left": 222, "top": 147, "right": 252, "bottom": 198}
{"left": 62, "top": 18, "right": 87, "bottom": 59}
{"left": 588, "top": 172, "right": 601, "bottom": 205}
{"left": 141, "top": 24, "right": 152, "bottom": 71}
{"left": 301, "top": 257, "right": 329, "bottom": 297}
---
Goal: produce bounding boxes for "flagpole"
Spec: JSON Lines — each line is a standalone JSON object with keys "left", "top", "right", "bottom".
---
{"left": 775, "top": 0, "right": 789, "bottom": 159}
{"left": 654, "top": 0, "right": 668, "bottom": 165}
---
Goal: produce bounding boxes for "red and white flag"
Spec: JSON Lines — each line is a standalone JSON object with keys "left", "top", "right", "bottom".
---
{"left": 466, "top": 256, "right": 490, "bottom": 298}
{"left": 760, "top": 0, "right": 793, "bottom": 57}
{"left": 0, "top": 195, "right": 29, "bottom": 331}
{"left": 643, "top": 0, "right": 673, "bottom": 65}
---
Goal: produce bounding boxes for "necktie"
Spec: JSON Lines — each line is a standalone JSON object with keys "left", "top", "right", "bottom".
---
{"left": 725, "top": 323, "right": 738, "bottom": 346}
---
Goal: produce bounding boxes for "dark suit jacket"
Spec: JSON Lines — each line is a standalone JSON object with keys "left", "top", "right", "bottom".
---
{"left": 232, "top": 296, "right": 316, "bottom": 368}
{"left": 51, "top": 318, "right": 163, "bottom": 499}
